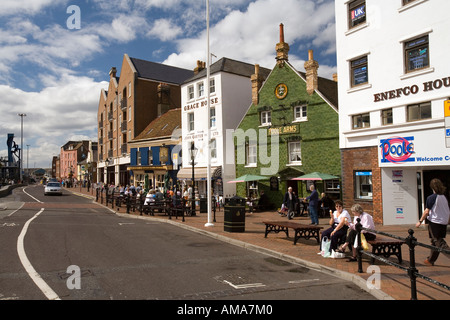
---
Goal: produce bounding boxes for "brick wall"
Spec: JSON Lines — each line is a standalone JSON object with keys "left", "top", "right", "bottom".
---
{"left": 341, "top": 146, "right": 383, "bottom": 224}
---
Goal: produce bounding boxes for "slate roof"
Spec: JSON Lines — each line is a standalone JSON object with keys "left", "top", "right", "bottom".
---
{"left": 133, "top": 108, "right": 181, "bottom": 141}
{"left": 184, "top": 57, "right": 271, "bottom": 83}
{"left": 129, "top": 57, "right": 193, "bottom": 85}
{"left": 297, "top": 70, "right": 338, "bottom": 110}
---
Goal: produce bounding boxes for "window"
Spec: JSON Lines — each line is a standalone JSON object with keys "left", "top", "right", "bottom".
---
{"left": 348, "top": 0, "right": 366, "bottom": 29}
{"left": 137, "top": 149, "right": 141, "bottom": 165}
{"left": 198, "top": 82, "right": 204, "bottom": 97}
{"left": 355, "top": 171, "right": 372, "bottom": 200}
{"left": 188, "top": 85, "right": 194, "bottom": 100}
{"left": 148, "top": 149, "right": 153, "bottom": 165}
{"left": 407, "top": 102, "right": 431, "bottom": 122}
{"left": 210, "top": 108, "right": 216, "bottom": 128}
{"left": 260, "top": 111, "right": 271, "bottom": 126}
{"left": 350, "top": 56, "right": 368, "bottom": 87}
{"left": 128, "top": 82, "right": 132, "bottom": 97}
{"left": 188, "top": 113, "right": 195, "bottom": 131}
{"left": 246, "top": 141, "right": 257, "bottom": 165}
{"left": 210, "top": 78, "right": 215, "bottom": 94}
{"left": 288, "top": 141, "right": 302, "bottom": 164}
{"left": 404, "top": 35, "right": 429, "bottom": 73}
{"left": 352, "top": 113, "right": 370, "bottom": 129}
{"left": 294, "top": 105, "right": 307, "bottom": 121}
{"left": 381, "top": 108, "right": 393, "bottom": 126}
{"left": 210, "top": 139, "right": 217, "bottom": 159}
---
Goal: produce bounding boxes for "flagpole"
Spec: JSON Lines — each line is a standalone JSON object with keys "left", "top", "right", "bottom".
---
{"left": 205, "top": 0, "right": 214, "bottom": 227}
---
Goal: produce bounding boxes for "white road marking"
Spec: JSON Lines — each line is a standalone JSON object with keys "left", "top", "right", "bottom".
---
{"left": 288, "top": 279, "right": 320, "bottom": 284}
{"left": 23, "top": 186, "right": 43, "bottom": 203}
{"left": 17, "top": 208, "right": 60, "bottom": 300}
{"left": 7, "top": 202, "right": 25, "bottom": 217}
{"left": 223, "top": 280, "right": 266, "bottom": 289}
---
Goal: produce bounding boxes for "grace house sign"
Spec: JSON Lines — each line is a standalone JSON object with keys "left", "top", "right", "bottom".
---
{"left": 374, "top": 76, "right": 450, "bottom": 103}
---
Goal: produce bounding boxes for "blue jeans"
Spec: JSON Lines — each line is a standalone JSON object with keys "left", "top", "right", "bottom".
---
{"left": 309, "top": 206, "right": 319, "bottom": 224}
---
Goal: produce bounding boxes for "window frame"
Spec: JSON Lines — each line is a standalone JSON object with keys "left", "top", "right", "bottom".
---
{"left": 348, "top": 0, "right": 366, "bottom": 30}
{"left": 188, "top": 113, "right": 195, "bottom": 131}
{"left": 350, "top": 55, "right": 369, "bottom": 87}
{"left": 381, "top": 108, "right": 393, "bottom": 126}
{"left": 352, "top": 113, "right": 370, "bottom": 130}
{"left": 354, "top": 170, "right": 373, "bottom": 200}
{"left": 197, "top": 82, "right": 204, "bottom": 98}
{"left": 288, "top": 141, "right": 302, "bottom": 165}
{"left": 407, "top": 101, "right": 432, "bottom": 122}
{"left": 293, "top": 105, "right": 307, "bottom": 122}
{"left": 404, "top": 35, "right": 429, "bottom": 74}
{"left": 246, "top": 141, "right": 257, "bottom": 166}
{"left": 210, "top": 107, "right": 216, "bottom": 128}
{"left": 260, "top": 110, "right": 272, "bottom": 126}
{"left": 188, "top": 85, "right": 195, "bottom": 100}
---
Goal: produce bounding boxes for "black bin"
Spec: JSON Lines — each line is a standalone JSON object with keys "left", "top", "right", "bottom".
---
{"left": 224, "top": 196, "right": 246, "bottom": 233}
{"left": 200, "top": 196, "right": 207, "bottom": 213}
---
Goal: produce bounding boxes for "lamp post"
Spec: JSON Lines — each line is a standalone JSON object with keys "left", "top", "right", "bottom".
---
{"left": 18, "top": 113, "right": 26, "bottom": 182}
{"left": 190, "top": 142, "right": 198, "bottom": 216}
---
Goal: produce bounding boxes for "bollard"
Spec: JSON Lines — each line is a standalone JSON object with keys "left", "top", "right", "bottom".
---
{"left": 406, "top": 229, "right": 418, "bottom": 300}
{"left": 355, "top": 218, "right": 363, "bottom": 273}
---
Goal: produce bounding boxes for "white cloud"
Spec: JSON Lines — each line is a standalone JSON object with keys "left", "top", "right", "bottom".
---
{"left": 0, "top": 0, "right": 67, "bottom": 16}
{"left": 147, "top": 18, "right": 182, "bottom": 41}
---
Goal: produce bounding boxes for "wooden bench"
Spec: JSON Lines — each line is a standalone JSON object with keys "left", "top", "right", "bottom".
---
{"left": 367, "top": 237, "right": 405, "bottom": 264}
{"left": 263, "top": 221, "right": 323, "bottom": 245}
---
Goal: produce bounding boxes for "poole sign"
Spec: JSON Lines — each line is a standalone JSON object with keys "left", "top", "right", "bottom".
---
{"left": 379, "top": 129, "right": 450, "bottom": 167}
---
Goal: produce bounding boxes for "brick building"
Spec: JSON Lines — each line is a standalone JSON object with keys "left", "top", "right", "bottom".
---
{"left": 97, "top": 54, "right": 192, "bottom": 185}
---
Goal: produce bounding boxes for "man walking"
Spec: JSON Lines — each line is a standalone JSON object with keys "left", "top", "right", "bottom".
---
{"left": 306, "top": 185, "right": 319, "bottom": 225}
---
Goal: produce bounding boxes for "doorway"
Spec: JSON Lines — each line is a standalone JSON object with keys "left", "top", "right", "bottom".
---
{"left": 422, "top": 169, "right": 450, "bottom": 213}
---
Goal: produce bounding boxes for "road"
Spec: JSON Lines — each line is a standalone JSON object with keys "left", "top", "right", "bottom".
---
{"left": 0, "top": 184, "right": 375, "bottom": 303}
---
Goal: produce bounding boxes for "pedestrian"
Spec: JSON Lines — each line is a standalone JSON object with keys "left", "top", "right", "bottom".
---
{"left": 416, "top": 178, "right": 450, "bottom": 266}
{"left": 338, "top": 204, "right": 376, "bottom": 262}
{"left": 320, "top": 200, "right": 350, "bottom": 254}
{"left": 305, "top": 184, "right": 319, "bottom": 225}
{"left": 283, "top": 187, "right": 297, "bottom": 220}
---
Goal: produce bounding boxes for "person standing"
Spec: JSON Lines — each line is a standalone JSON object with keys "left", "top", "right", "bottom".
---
{"left": 306, "top": 185, "right": 319, "bottom": 225}
{"left": 416, "top": 178, "right": 450, "bottom": 266}
{"left": 283, "top": 187, "right": 297, "bottom": 220}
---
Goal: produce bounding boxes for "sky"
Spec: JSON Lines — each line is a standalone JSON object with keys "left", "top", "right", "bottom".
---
{"left": 0, "top": 0, "right": 337, "bottom": 169}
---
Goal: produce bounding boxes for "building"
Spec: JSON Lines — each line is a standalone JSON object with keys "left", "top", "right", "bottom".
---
{"left": 178, "top": 59, "right": 271, "bottom": 198}
{"left": 128, "top": 108, "right": 182, "bottom": 191}
{"left": 97, "top": 54, "right": 193, "bottom": 186}
{"left": 59, "top": 141, "right": 90, "bottom": 181}
{"left": 77, "top": 141, "right": 98, "bottom": 184}
{"left": 235, "top": 24, "right": 340, "bottom": 207}
{"left": 335, "top": 0, "right": 450, "bottom": 224}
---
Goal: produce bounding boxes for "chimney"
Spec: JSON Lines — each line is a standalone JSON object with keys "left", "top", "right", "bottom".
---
{"left": 194, "top": 60, "right": 206, "bottom": 75}
{"left": 275, "top": 23, "right": 289, "bottom": 66}
{"left": 251, "top": 64, "right": 264, "bottom": 105}
{"left": 333, "top": 73, "right": 338, "bottom": 82}
{"left": 304, "top": 50, "right": 319, "bottom": 95}
{"left": 109, "top": 67, "right": 117, "bottom": 79}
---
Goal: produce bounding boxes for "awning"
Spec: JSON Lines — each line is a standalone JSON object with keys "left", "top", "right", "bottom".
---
{"left": 176, "top": 167, "right": 220, "bottom": 180}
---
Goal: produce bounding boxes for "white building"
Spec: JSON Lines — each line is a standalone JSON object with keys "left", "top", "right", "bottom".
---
{"left": 336, "top": 0, "right": 450, "bottom": 225}
{"left": 177, "top": 59, "right": 270, "bottom": 198}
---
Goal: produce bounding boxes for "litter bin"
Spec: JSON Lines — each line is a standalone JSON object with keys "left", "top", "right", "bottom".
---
{"left": 200, "top": 196, "right": 207, "bottom": 213}
{"left": 224, "top": 196, "right": 246, "bottom": 232}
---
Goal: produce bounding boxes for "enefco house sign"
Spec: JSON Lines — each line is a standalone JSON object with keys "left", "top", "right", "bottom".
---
{"left": 374, "top": 76, "right": 450, "bottom": 102}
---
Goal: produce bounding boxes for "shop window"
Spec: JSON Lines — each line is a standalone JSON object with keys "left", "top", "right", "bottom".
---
{"left": 352, "top": 113, "right": 370, "bottom": 129}
{"left": 404, "top": 35, "right": 429, "bottom": 73}
{"left": 350, "top": 55, "right": 368, "bottom": 87}
{"left": 348, "top": 0, "right": 366, "bottom": 29}
{"left": 260, "top": 111, "right": 271, "bottom": 126}
{"left": 381, "top": 108, "right": 393, "bottom": 126}
{"left": 407, "top": 102, "right": 431, "bottom": 122}
{"left": 294, "top": 105, "right": 307, "bottom": 122}
{"left": 355, "top": 171, "right": 372, "bottom": 200}
{"left": 288, "top": 141, "right": 302, "bottom": 164}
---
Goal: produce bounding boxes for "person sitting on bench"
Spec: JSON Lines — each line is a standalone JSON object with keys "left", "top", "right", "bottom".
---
{"left": 320, "top": 200, "right": 350, "bottom": 254}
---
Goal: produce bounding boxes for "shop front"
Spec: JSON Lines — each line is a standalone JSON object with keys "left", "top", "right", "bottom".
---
{"left": 379, "top": 127, "right": 450, "bottom": 225}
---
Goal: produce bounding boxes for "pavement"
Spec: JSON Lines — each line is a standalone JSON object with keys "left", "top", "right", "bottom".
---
{"left": 26, "top": 186, "right": 450, "bottom": 300}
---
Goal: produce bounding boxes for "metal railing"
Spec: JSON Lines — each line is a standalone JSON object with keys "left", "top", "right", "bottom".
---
{"left": 355, "top": 218, "right": 450, "bottom": 300}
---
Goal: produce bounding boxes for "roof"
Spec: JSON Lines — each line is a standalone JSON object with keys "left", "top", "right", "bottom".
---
{"left": 185, "top": 57, "right": 271, "bottom": 83}
{"left": 129, "top": 57, "right": 193, "bottom": 85}
{"left": 298, "top": 71, "right": 338, "bottom": 109}
{"left": 133, "top": 108, "right": 181, "bottom": 141}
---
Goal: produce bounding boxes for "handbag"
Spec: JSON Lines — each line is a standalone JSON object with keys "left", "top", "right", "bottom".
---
{"left": 321, "top": 237, "right": 331, "bottom": 258}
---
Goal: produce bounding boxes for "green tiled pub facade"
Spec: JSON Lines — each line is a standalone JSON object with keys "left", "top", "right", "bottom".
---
{"left": 235, "top": 46, "right": 340, "bottom": 208}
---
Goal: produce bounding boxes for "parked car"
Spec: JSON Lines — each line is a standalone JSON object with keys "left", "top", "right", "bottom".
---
{"left": 44, "top": 182, "right": 62, "bottom": 196}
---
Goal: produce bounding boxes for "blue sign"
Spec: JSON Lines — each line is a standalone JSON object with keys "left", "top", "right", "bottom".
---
{"left": 446, "top": 129, "right": 450, "bottom": 137}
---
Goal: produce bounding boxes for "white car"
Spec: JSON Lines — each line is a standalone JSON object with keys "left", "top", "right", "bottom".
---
{"left": 44, "top": 182, "right": 62, "bottom": 196}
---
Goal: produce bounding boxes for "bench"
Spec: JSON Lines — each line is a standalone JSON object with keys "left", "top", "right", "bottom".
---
{"left": 367, "top": 237, "right": 405, "bottom": 264}
{"left": 263, "top": 221, "right": 323, "bottom": 245}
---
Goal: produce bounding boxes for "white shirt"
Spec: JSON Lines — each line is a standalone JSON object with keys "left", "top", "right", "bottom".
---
{"left": 333, "top": 209, "right": 351, "bottom": 226}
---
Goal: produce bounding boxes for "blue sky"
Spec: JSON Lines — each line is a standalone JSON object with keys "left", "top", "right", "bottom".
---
{"left": 0, "top": 0, "right": 336, "bottom": 168}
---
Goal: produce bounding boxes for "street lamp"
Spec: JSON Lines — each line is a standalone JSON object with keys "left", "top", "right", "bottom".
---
{"left": 190, "top": 142, "right": 198, "bottom": 216}
{"left": 18, "top": 113, "right": 26, "bottom": 182}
